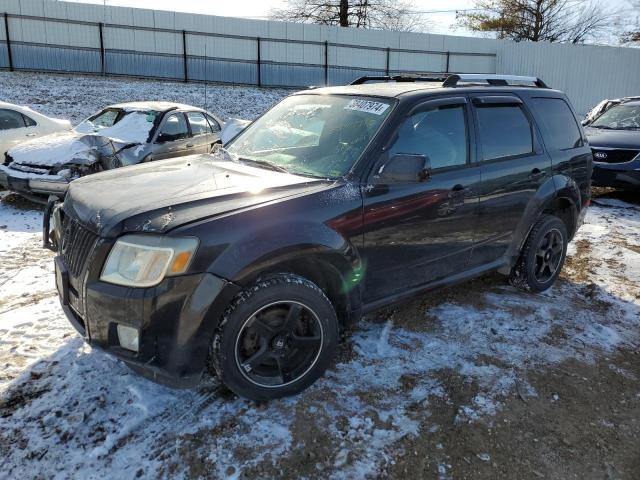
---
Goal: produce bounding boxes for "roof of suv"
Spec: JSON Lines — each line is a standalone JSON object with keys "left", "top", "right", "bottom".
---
{"left": 300, "top": 82, "right": 444, "bottom": 98}
{"left": 296, "top": 75, "right": 560, "bottom": 99}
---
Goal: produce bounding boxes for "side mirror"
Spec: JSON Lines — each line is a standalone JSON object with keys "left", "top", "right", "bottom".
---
{"left": 375, "top": 154, "right": 431, "bottom": 183}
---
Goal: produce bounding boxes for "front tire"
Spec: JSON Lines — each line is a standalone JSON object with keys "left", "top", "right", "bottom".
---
{"left": 510, "top": 214, "right": 568, "bottom": 292}
{"left": 210, "top": 275, "right": 338, "bottom": 401}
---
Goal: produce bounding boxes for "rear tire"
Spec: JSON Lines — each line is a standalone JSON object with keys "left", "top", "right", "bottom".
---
{"left": 210, "top": 274, "right": 338, "bottom": 401}
{"left": 510, "top": 214, "right": 568, "bottom": 292}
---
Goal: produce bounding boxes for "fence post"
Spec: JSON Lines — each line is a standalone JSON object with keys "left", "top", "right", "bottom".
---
{"left": 445, "top": 51, "right": 450, "bottom": 73}
{"left": 98, "top": 22, "right": 105, "bottom": 75}
{"left": 256, "top": 36, "right": 262, "bottom": 87}
{"left": 385, "top": 47, "right": 390, "bottom": 76}
{"left": 324, "top": 40, "right": 328, "bottom": 86}
{"left": 182, "top": 30, "right": 188, "bottom": 82}
{"left": 3, "top": 12, "right": 13, "bottom": 71}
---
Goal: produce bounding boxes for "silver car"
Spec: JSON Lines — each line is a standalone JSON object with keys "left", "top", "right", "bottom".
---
{"left": 0, "top": 101, "right": 223, "bottom": 202}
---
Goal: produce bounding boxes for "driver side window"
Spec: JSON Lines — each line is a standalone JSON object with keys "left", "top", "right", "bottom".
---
{"left": 157, "top": 113, "right": 189, "bottom": 142}
{"left": 389, "top": 104, "right": 468, "bottom": 169}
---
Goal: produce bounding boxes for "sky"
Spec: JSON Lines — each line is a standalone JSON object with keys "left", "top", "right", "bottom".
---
{"left": 63, "top": 0, "right": 636, "bottom": 42}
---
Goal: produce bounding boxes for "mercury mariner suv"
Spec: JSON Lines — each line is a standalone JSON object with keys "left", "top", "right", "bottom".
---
{"left": 44, "top": 74, "right": 592, "bottom": 401}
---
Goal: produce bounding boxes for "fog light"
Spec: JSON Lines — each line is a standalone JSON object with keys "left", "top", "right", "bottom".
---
{"left": 117, "top": 324, "right": 139, "bottom": 352}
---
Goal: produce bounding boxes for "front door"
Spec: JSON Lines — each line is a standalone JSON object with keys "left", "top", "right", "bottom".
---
{"left": 151, "top": 112, "right": 194, "bottom": 160}
{"left": 362, "top": 97, "right": 481, "bottom": 303}
{"left": 186, "top": 111, "right": 217, "bottom": 153}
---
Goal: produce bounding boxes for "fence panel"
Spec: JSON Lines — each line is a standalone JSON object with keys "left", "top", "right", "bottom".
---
{"left": 3, "top": 0, "right": 639, "bottom": 113}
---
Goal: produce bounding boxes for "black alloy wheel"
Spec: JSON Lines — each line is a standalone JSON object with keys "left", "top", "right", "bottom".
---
{"left": 211, "top": 274, "right": 339, "bottom": 401}
{"left": 533, "top": 228, "right": 564, "bottom": 283}
{"left": 235, "top": 301, "right": 323, "bottom": 388}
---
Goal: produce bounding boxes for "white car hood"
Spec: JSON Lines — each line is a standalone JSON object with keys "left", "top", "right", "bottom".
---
{"left": 8, "top": 131, "right": 99, "bottom": 167}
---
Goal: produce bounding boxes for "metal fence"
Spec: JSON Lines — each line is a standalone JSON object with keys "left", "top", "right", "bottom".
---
{"left": 0, "top": 9, "right": 496, "bottom": 88}
{"left": 1, "top": 0, "right": 640, "bottom": 114}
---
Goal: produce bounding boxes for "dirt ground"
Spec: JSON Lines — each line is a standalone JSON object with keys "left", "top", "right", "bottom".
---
{"left": 0, "top": 187, "right": 638, "bottom": 480}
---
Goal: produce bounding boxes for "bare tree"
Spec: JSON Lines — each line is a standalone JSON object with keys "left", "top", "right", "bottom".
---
{"left": 270, "top": 0, "right": 429, "bottom": 32}
{"left": 457, "top": 0, "right": 616, "bottom": 44}
{"left": 620, "top": 0, "right": 640, "bottom": 44}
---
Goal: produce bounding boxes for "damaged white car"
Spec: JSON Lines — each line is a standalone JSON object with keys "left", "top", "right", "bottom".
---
{"left": 0, "top": 102, "right": 223, "bottom": 202}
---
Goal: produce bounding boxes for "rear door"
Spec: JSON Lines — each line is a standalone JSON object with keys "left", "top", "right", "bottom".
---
{"left": 528, "top": 96, "right": 592, "bottom": 203}
{"left": 362, "top": 96, "right": 481, "bottom": 303}
{"left": 151, "top": 112, "right": 193, "bottom": 160}
{"left": 186, "top": 111, "right": 215, "bottom": 154}
{"left": 0, "top": 108, "right": 31, "bottom": 155}
{"left": 467, "top": 94, "right": 552, "bottom": 268}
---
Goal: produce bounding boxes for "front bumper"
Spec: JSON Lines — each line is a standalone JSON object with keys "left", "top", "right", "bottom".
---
{"left": 0, "top": 164, "right": 69, "bottom": 197}
{"left": 592, "top": 161, "right": 640, "bottom": 190}
{"left": 54, "top": 255, "right": 241, "bottom": 388}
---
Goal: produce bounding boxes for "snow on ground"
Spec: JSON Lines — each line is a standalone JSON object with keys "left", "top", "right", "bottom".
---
{"left": 0, "top": 189, "right": 637, "bottom": 479}
{"left": 0, "top": 71, "right": 288, "bottom": 126}
{"left": 0, "top": 73, "right": 639, "bottom": 479}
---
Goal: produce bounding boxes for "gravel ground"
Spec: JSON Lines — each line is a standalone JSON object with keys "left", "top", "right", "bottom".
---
{"left": 0, "top": 72, "right": 639, "bottom": 479}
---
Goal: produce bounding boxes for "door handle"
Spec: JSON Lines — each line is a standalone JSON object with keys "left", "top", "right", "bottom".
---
{"left": 26, "top": 133, "right": 37, "bottom": 137}
{"left": 186, "top": 143, "right": 194, "bottom": 149}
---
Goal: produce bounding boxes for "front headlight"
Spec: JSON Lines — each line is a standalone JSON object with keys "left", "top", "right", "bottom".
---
{"left": 100, "top": 234, "right": 199, "bottom": 287}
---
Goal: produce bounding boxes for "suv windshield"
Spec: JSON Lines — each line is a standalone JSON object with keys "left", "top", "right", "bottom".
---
{"left": 591, "top": 104, "right": 640, "bottom": 130}
{"left": 226, "top": 95, "right": 394, "bottom": 178}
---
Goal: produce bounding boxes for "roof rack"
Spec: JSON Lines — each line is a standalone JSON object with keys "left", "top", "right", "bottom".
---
{"left": 350, "top": 74, "right": 448, "bottom": 85}
{"left": 442, "top": 74, "right": 550, "bottom": 89}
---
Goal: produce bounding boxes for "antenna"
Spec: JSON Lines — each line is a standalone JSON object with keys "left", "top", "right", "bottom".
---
{"left": 204, "top": 43, "right": 208, "bottom": 112}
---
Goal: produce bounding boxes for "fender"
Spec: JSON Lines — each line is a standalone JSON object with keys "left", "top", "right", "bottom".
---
{"left": 209, "top": 219, "right": 364, "bottom": 320}
{"left": 500, "top": 174, "right": 580, "bottom": 272}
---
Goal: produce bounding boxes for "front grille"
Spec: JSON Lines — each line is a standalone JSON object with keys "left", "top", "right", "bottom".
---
{"left": 60, "top": 214, "right": 99, "bottom": 278}
{"left": 591, "top": 148, "right": 639, "bottom": 164}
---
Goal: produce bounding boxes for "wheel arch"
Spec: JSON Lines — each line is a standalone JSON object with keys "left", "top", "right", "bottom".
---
{"left": 231, "top": 247, "right": 364, "bottom": 329}
{"left": 501, "top": 174, "right": 580, "bottom": 272}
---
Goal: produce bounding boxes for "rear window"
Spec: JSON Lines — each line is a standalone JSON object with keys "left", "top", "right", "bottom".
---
{"left": 476, "top": 105, "right": 533, "bottom": 160}
{"left": 531, "top": 98, "right": 582, "bottom": 150}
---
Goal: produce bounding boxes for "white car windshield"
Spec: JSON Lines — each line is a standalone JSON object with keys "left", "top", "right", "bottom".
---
{"left": 75, "top": 108, "right": 160, "bottom": 143}
{"left": 226, "top": 95, "right": 394, "bottom": 178}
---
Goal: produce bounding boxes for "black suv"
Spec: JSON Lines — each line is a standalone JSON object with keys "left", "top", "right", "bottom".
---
{"left": 44, "top": 74, "right": 592, "bottom": 401}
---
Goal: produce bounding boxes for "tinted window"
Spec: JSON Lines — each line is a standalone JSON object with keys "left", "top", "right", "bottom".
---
{"left": 531, "top": 98, "right": 581, "bottom": 150}
{"left": 22, "top": 114, "right": 37, "bottom": 127}
{"left": 389, "top": 104, "right": 468, "bottom": 169}
{"left": 205, "top": 114, "right": 221, "bottom": 132}
{"left": 187, "top": 112, "right": 210, "bottom": 136}
{"left": 0, "top": 109, "right": 26, "bottom": 130}
{"left": 158, "top": 114, "right": 189, "bottom": 142}
{"left": 476, "top": 105, "right": 533, "bottom": 160}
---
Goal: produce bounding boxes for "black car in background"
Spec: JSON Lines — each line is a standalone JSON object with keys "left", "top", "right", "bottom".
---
{"left": 44, "top": 74, "right": 592, "bottom": 401}
{"left": 584, "top": 99, "right": 640, "bottom": 190}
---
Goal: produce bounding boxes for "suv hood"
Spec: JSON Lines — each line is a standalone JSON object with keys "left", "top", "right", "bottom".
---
{"left": 64, "top": 154, "right": 331, "bottom": 237}
{"left": 585, "top": 127, "right": 640, "bottom": 149}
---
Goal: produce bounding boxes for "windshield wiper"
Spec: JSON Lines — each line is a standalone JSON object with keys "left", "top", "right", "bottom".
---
{"left": 239, "top": 157, "right": 289, "bottom": 173}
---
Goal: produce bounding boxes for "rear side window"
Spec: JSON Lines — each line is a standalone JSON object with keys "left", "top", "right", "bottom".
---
{"left": 0, "top": 109, "right": 27, "bottom": 130}
{"left": 476, "top": 105, "right": 533, "bottom": 160}
{"left": 22, "top": 114, "right": 37, "bottom": 127}
{"left": 205, "top": 114, "right": 221, "bottom": 132}
{"left": 531, "top": 98, "right": 582, "bottom": 150}
{"left": 187, "top": 112, "right": 210, "bottom": 136}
